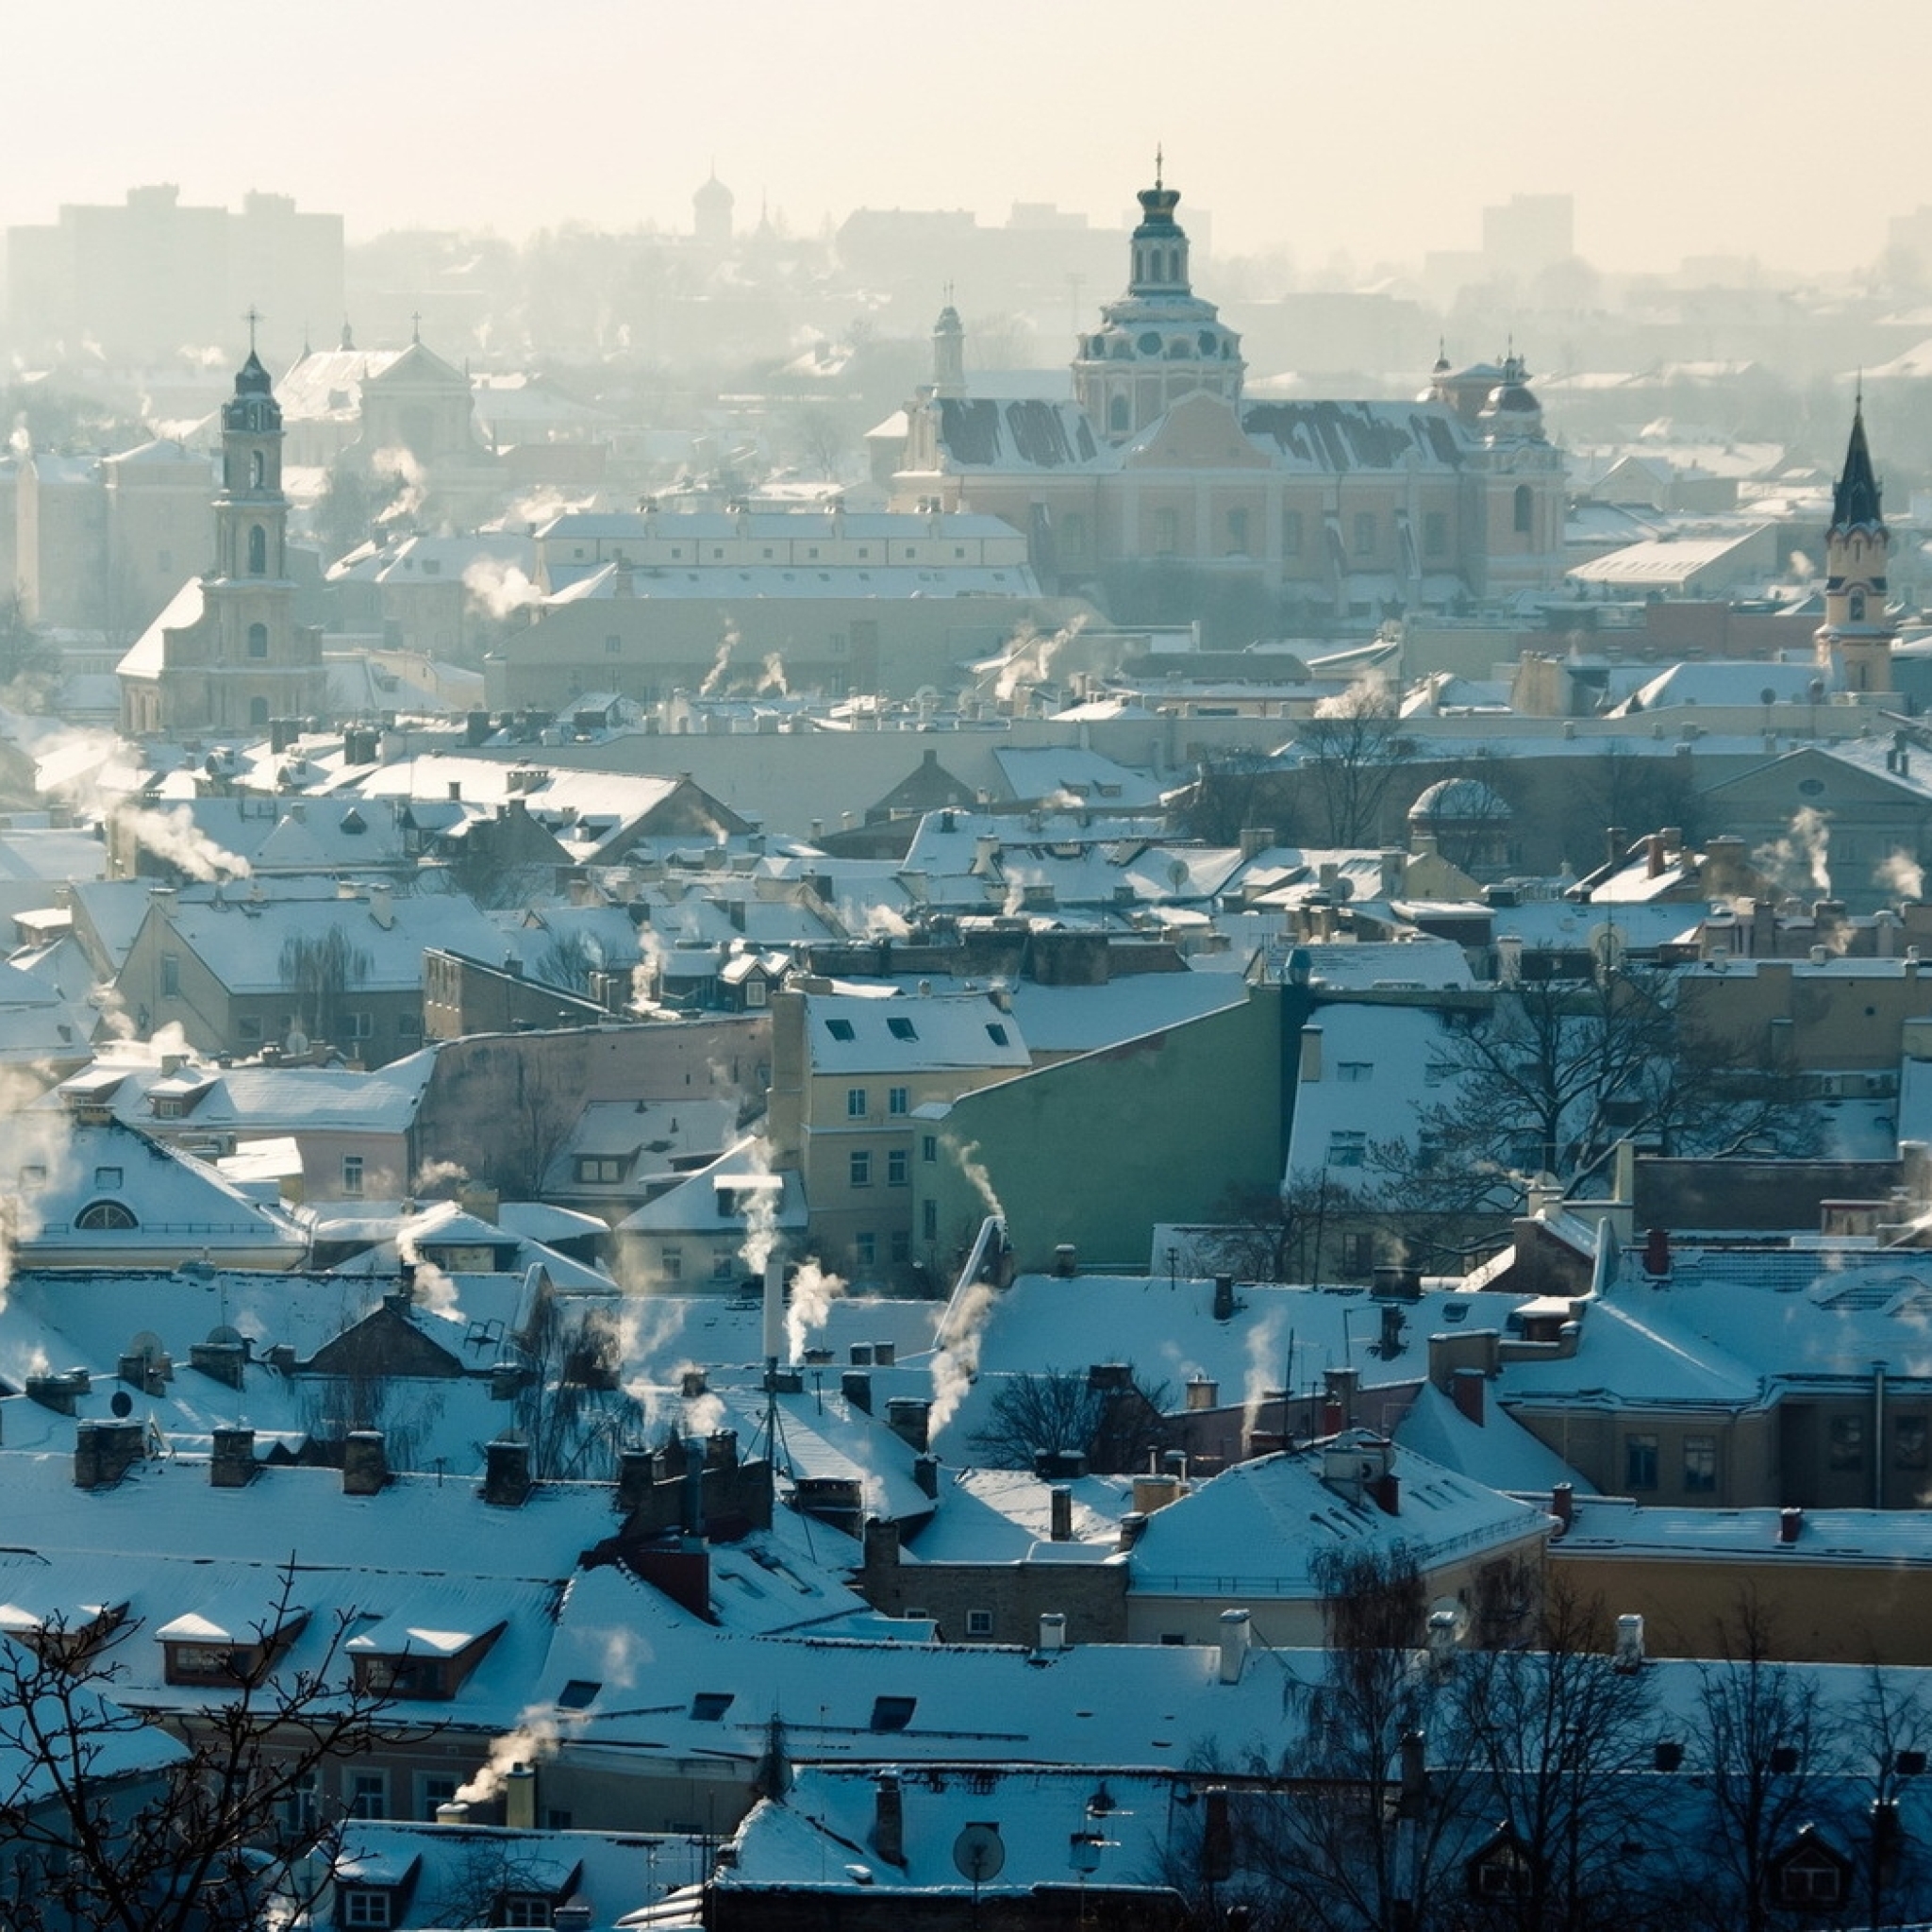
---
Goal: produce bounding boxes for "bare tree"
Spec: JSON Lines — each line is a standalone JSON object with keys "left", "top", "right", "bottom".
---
{"left": 0, "top": 1562, "right": 412, "bottom": 1932}
{"left": 278, "top": 925, "right": 374, "bottom": 1049}
{"left": 965, "top": 1364, "right": 1172, "bottom": 1474}
{"left": 1295, "top": 684, "right": 1418, "bottom": 847}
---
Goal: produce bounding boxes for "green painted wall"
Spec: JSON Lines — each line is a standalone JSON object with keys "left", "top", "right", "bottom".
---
{"left": 912, "top": 984, "right": 1287, "bottom": 1279}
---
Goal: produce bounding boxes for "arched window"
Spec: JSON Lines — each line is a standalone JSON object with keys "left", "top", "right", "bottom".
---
{"left": 1512, "top": 485, "right": 1534, "bottom": 536}
{"left": 250, "top": 449, "right": 265, "bottom": 489}
{"left": 1108, "top": 395, "right": 1130, "bottom": 436}
{"left": 1851, "top": 591, "right": 1867, "bottom": 621}
{"left": 246, "top": 622, "right": 268, "bottom": 658}
{"left": 75, "top": 1200, "right": 139, "bottom": 1231}
{"left": 247, "top": 525, "right": 267, "bottom": 575}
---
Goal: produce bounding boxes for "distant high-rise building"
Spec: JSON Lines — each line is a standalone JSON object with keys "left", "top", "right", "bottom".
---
{"left": 1480, "top": 192, "right": 1575, "bottom": 281}
{"left": 5, "top": 186, "right": 342, "bottom": 364}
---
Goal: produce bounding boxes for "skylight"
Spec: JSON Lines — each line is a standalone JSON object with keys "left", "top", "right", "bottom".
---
{"left": 825, "top": 1018, "right": 856, "bottom": 1041}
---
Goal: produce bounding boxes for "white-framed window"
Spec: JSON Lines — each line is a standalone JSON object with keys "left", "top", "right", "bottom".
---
{"left": 965, "top": 1608, "right": 994, "bottom": 1638}
{"left": 850, "top": 1150, "right": 873, "bottom": 1188}
{"left": 342, "top": 1890, "right": 393, "bottom": 1928}
{"left": 418, "top": 1773, "right": 458, "bottom": 1821}
{"left": 1326, "top": 1132, "right": 1366, "bottom": 1168}
{"left": 341, "top": 1155, "right": 364, "bottom": 1197}
{"left": 349, "top": 1771, "right": 387, "bottom": 1820}
{"left": 888, "top": 1085, "right": 909, "bottom": 1115}
{"left": 846, "top": 1086, "right": 868, "bottom": 1119}
{"left": 888, "top": 1149, "right": 908, "bottom": 1186}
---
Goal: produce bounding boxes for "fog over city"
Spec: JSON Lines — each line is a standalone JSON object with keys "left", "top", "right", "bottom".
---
{"left": 13, "top": 6, "right": 1932, "bottom": 1930}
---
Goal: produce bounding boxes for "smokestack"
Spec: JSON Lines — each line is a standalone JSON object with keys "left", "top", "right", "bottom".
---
{"left": 1614, "top": 1613, "right": 1645, "bottom": 1672}
{"left": 1186, "top": 1377, "right": 1219, "bottom": 1410}
{"left": 342, "top": 1430, "right": 388, "bottom": 1496}
{"left": 887, "top": 1398, "right": 931, "bottom": 1453}
{"left": 1212, "top": 1275, "right": 1235, "bottom": 1322}
{"left": 842, "top": 1370, "right": 874, "bottom": 1414}
{"left": 1551, "top": 1482, "right": 1574, "bottom": 1529}
{"left": 1117, "top": 1510, "right": 1148, "bottom": 1551}
{"left": 1049, "top": 1486, "right": 1074, "bottom": 1541}
{"left": 913, "top": 1453, "right": 940, "bottom": 1499}
{"left": 762, "top": 1257, "right": 785, "bottom": 1366}
{"left": 1218, "top": 1607, "right": 1251, "bottom": 1684}
{"left": 74, "top": 1419, "right": 144, "bottom": 1490}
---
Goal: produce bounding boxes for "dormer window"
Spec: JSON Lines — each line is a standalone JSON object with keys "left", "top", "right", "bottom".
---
{"left": 348, "top": 1616, "right": 505, "bottom": 1700}
{"left": 159, "top": 1603, "right": 308, "bottom": 1687}
{"left": 75, "top": 1201, "right": 139, "bottom": 1231}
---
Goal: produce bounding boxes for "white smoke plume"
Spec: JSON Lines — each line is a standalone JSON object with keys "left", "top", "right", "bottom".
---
{"left": 992, "top": 614, "right": 1088, "bottom": 705}
{"left": 950, "top": 1138, "right": 1006, "bottom": 1224}
{"left": 758, "top": 652, "right": 789, "bottom": 698}
{"left": 413, "top": 1158, "right": 470, "bottom": 1197}
{"left": 698, "top": 627, "right": 739, "bottom": 698}
{"left": 0, "top": 1077, "right": 80, "bottom": 1310}
{"left": 1755, "top": 806, "right": 1831, "bottom": 898}
{"left": 397, "top": 1224, "right": 460, "bottom": 1317}
{"left": 786, "top": 1257, "right": 846, "bottom": 1364}
{"left": 371, "top": 446, "right": 428, "bottom": 524}
{"left": 1876, "top": 849, "right": 1925, "bottom": 903}
{"left": 1241, "top": 1307, "right": 1286, "bottom": 1446}
{"left": 463, "top": 557, "right": 544, "bottom": 622}
{"left": 454, "top": 1712, "right": 558, "bottom": 1804}
{"left": 681, "top": 1379, "right": 726, "bottom": 1438}
{"left": 929, "top": 1279, "right": 997, "bottom": 1438}
{"left": 732, "top": 1142, "right": 781, "bottom": 1277}
{"left": 1312, "top": 669, "right": 1393, "bottom": 722}
{"left": 117, "top": 806, "right": 251, "bottom": 882}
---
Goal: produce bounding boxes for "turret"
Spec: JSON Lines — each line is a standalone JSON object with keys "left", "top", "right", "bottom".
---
{"left": 1817, "top": 393, "right": 1894, "bottom": 695}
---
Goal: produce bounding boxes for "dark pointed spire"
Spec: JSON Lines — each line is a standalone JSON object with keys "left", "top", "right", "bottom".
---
{"left": 1831, "top": 398, "right": 1884, "bottom": 534}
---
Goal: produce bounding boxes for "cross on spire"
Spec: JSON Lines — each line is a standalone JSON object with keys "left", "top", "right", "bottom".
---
{"left": 1154, "top": 143, "right": 1164, "bottom": 191}
{"left": 243, "top": 306, "right": 261, "bottom": 353}
{"left": 410, "top": 310, "right": 422, "bottom": 344}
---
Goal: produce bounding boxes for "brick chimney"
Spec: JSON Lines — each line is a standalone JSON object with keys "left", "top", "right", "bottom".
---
{"left": 209, "top": 1426, "right": 257, "bottom": 1488}
{"left": 616, "top": 1448, "right": 655, "bottom": 1512}
{"left": 873, "top": 1770, "right": 906, "bottom": 1867}
{"left": 342, "top": 1430, "right": 388, "bottom": 1496}
{"left": 74, "top": 1419, "right": 144, "bottom": 1490}
{"left": 886, "top": 1398, "right": 931, "bottom": 1452}
{"left": 1779, "top": 1506, "right": 1803, "bottom": 1545}
{"left": 1049, "top": 1486, "right": 1074, "bottom": 1541}
{"left": 632, "top": 1537, "right": 710, "bottom": 1620}
{"left": 842, "top": 1370, "right": 874, "bottom": 1414}
{"left": 1451, "top": 1367, "right": 1486, "bottom": 1427}
{"left": 484, "top": 1437, "right": 532, "bottom": 1507}
{"left": 1551, "top": 1482, "right": 1574, "bottom": 1530}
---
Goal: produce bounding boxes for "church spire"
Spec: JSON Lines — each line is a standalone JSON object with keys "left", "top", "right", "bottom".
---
{"left": 1831, "top": 391, "right": 1884, "bottom": 535}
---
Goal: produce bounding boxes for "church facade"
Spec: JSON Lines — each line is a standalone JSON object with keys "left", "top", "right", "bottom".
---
{"left": 887, "top": 169, "right": 1568, "bottom": 626}
{"left": 116, "top": 347, "right": 324, "bottom": 735}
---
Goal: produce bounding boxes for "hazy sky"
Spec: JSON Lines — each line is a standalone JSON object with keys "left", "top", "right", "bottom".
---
{"left": 10, "top": 0, "right": 1931, "bottom": 275}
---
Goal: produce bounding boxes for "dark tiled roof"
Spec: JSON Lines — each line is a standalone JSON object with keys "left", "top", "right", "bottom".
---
{"left": 1831, "top": 408, "right": 1884, "bottom": 533}
{"left": 936, "top": 398, "right": 1100, "bottom": 470}
{"left": 1241, "top": 400, "right": 1467, "bottom": 472}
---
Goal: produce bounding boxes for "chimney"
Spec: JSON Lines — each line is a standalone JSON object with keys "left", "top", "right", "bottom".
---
{"left": 873, "top": 1341, "right": 897, "bottom": 1368}
{"left": 842, "top": 1370, "right": 874, "bottom": 1414}
{"left": 633, "top": 1537, "right": 711, "bottom": 1619}
{"left": 1299, "top": 1024, "right": 1323, "bottom": 1081}
{"left": 1049, "top": 1486, "right": 1074, "bottom": 1541}
{"left": 1374, "top": 1471, "right": 1401, "bottom": 1516}
{"left": 1218, "top": 1607, "right": 1251, "bottom": 1684}
{"left": 1038, "top": 1611, "right": 1067, "bottom": 1652}
{"left": 1613, "top": 1612, "right": 1645, "bottom": 1672}
{"left": 368, "top": 883, "right": 394, "bottom": 930}
{"left": 1779, "top": 1506, "right": 1803, "bottom": 1546}
{"left": 1451, "top": 1367, "right": 1486, "bottom": 1427}
{"left": 1186, "top": 1376, "right": 1219, "bottom": 1410}
{"left": 1324, "top": 1364, "right": 1359, "bottom": 1424}
{"left": 1642, "top": 1226, "right": 1672, "bottom": 1278}
{"left": 1551, "top": 1482, "right": 1574, "bottom": 1529}
{"left": 504, "top": 1762, "right": 536, "bottom": 1831}
{"left": 1117, "top": 1510, "right": 1148, "bottom": 1551}
{"left": 74, "top": 1419, "right": 144, "bottom": 1490}
{"left": 435, "top": 1801, "right": 472, "bottom": 1826}
{"left": 342, "top": 1429, "right": 388, "bottom": 1496}
{"left": 209, "top": 1426, "right": 257, "bottom": 1488}
{"left": 762, "top": 1256, "right": 785, "bottom": 1365}
{"left": 913, "top": 1453, "right": 940, "bottom": 1499}
{"left": 681, "top": 1367, "right": 708, "bottom": 1399}
{"left": 873, "top": 1770, "right": 906, "bottom": 1867}
{"left": 616, "top": 1447, "right": 655, "bottom": 1512}
{"left": 1053, "top": 1243, "right": 1078, "bottom": 1277}
{"left": 1647, "top": 833, "right": 1666, "bottom": 878}
{"left": 887, "top": 1398, "right": 931, "bottom": 1453}
{"left": 1212, "top": 1274, "right": 1235, "bottom": 1322}
{"left": 484, "top": 1437, "right": 532, "bottom": 1507}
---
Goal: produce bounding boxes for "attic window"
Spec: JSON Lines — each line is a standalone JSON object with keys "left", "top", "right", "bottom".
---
{"left": 870, "top": 1694, "right": 917, "bottom": 1732}
{"left": 824, "top": 1018, "right": 856, "bottom": 1041}
{"left": 887, "top": 1016, "right": 919, "bottom": 1041}
{"left": 340, "top": 808, "right": 366, "bottom": 835}
{"left": 691, "top": 1691, "right": 735, "bottom": 1722}
{"left": 556, "top": 1679, "right": 601, "bottom": 1710}
{"left": 76, "top": 1201, "right": 138, "bottom": 1231}
{"left": 93, "top": 1167, "right": 123, "bottom": 1190}
{"left": 985, "top": 1024, "right": 1008, "bottom": 1046}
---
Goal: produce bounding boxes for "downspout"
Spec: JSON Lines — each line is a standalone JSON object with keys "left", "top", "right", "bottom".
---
{"left": 1874, "top": 1359, "right": 1888, "bottom": 1510}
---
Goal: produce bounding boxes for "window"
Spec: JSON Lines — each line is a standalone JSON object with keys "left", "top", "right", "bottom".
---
{"left": 1226, "top": 508, "right": 1249, "bottom": 556}
{"left": 1109, "top": 396, "right": 1130, "bottom": 435}
{"left": 661, "top": 1247, "right": 683, "bottom": 1280}
{"left": 824, "top": 1018, "right": 856, "bottom": 1041}
{"left": 349, "top": 1772, "right": 387, "bottom": 1821}
{"left": 498, "top": 1899, "right": 555, "bottom": 1928}
{"left": 340, "top": 1011, "right": 374, "bottom": 1042}
{"left": 606, "top": 633, "right": 622, "bottom": 655}
{"left": 1336, "top": 1061, "right": 1373, "bottom": 1082}
{"left": 247, "top": 525, "right": 267, "bottom": 575}
{"left": 1683, "top": 1435, "right": 1717, "bottom": 1493}
{"left": 965, "top": 1609, "right": 994, "bottom": 1638}
{"left": 160, "top": 954, "right": 180, "bottom": 996}
{"left": 1282, "top": 508, "right": 1304, "bottom": 556}
{"left": 1423, "top": 510, "right": 1448, "bottom": 558}
{"left": 855, "top": 1231, "right": 876, "bottom": 1267}
{"left": 1353, "top": 511, "right": 1375, "bottom": 557}
{"left": 711, "top": 1249, "right": 735, "bottom": 1279}
{"left": 847, "top": 1087, "right": 868, "bottom": 1119}
{"left": 246, "top": 622, "right": 268, "bottom": 658}
{"left": 283, "top": 1771, "right": 319, "bottom": 1837}
{"left": 922, "top": 1200, "right": 938, "bottom": 1241}
{"left": 1624, "top": 1433, "right": 1659, "bottom": 1491}
{"left": 249, "top": 450, "right": 265, "bottom": 489}
{"left": 1896, "top": 1415, "right": 1928, "bottom": 1471}
{"left": 922, "top": 1135, "right": 938, "bottom": 1164}
{"left": 850, "top": 1150, "right": 872, "bottom": 1188}
{"left": 75, "top": 1200, "right": 139, "bottom": 1231}
{"left": 341, "top": 1156, "right": 364, "bottom": 1198}
{"left": 237, "top": 1015, "right": 263, "bottom": 1043}
{"left": 888, "top": 1149, "right": 908, "bottom": 1187}
{"left": 887, "top": 1015, "right": 918, "bottom": 1041}
{"left": 419, "top": 1774, "right": 458, "bottom": 1821}
{"left": 1326, "top": 1131, "right": 1366, "bottom": 1168}
{"left": 557, "top": 1678, "right": 602, "bottom": 1710}
{"left": 870, "top": 1694, "right": 917, "bottom": 1732}
{"left": 397, "top": 1010, "right": 421, "bottom": 1039}
{"left": 1830, "top": 1414, "right": 1866, "bottom": 1472}
{"left": 1340, "top": 1232, "right": 1374, "bottom": 1274}
{"left": 1152, "top": 508, "right": 1179, "bottom": 555}
{"left": 576, "top": 1156, "right": 626, "bottom": 1184}
{"left": 986, "top": 1023, "right": 1009, "bottom": 1046}
{"left": 92, "top": 1166, "right": 123, "bottom": 1190}
{"left": 1512, "top": 484, "right": 1534, "bottom": 535}
{"left": 690, "top": 1691, "right": 734, "bottom": 1721}
{"left": 888, "top": 1085, "right": 909, "bottom": 1116}
{"left": 341, "top": 1891, "right": 392, "bottom": 1928}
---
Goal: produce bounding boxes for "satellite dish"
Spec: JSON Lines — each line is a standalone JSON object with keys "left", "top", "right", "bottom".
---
{"left": 953, "top": 1823, "right": 1006, "bottom": 1886}
{"left": 206, "top": 1324, "right": 245, "bottom": 1349}
{"left": 127, "top": 1330, "right": 166, "bottom": 1365}
{"left": 109, "top": 1391, "right": 134, "bottom": 1419}
{"left": 1331, "top": 876, "right": 1355, "bottom": 903}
